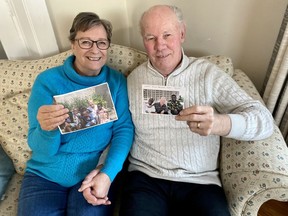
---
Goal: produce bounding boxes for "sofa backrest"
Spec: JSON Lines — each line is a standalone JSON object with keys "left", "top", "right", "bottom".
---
{"left": 0, "top": 43, "right": 234, "bottom": 175}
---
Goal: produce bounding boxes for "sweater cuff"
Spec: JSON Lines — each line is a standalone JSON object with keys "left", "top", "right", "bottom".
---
{"left": 101, "top": 166, "right": 117, "bottom": 182}
{"left": 38, "top": 125, "right": 59, "bottom": 137}
{"left": 226, "top": 114, "right": 246, "bottom": 138}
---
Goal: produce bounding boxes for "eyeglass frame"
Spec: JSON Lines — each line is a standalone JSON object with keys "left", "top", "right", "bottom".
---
{"left": 74, "top": 38, "right": 110, "bottom": 50}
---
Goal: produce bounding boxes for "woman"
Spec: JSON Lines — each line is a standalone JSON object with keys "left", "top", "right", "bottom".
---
{"left": 18, "top": 12, "right": 134, "bottom": 216}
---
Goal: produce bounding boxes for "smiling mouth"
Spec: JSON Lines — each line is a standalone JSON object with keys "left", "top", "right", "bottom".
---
{"left": 87, "top": 57, "right": 101, "bottom": 61}
{"left": 157, "top": 54, "right": 170, "bottom": 58}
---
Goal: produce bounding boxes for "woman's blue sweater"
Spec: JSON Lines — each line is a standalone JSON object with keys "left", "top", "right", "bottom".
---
{"left": 26, "top": 55, "right": 134, "bottom": 187}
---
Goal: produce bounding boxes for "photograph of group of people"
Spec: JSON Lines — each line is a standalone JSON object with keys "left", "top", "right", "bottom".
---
{"left": 142, "top": 84, "right": 184, "bottom": 115}
{"left": 53, "top": 83, "right": 117, "bottom": 134}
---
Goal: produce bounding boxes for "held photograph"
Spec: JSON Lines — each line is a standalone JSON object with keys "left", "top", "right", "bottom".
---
{"left": 142, "top": 84, "right": 185, "bottom": 115}
{"left": 53, "top": 82, "right": 118, "bottom": 134}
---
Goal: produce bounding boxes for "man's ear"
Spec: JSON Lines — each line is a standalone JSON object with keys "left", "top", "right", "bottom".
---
{"left": 180, "top": 23, "right": 186, "bottom": 41}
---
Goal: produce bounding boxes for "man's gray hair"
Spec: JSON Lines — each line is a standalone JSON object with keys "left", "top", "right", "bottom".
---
{"left": 167, "top": 5, "right": 184, "bottom": 23}
{"left": 139, "top": 5, "right": 185, "bottom": 35}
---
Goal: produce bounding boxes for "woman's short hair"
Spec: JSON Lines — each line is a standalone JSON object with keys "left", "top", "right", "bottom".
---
{"left": 68, "top": 12, "right": 112, "bottom": 42}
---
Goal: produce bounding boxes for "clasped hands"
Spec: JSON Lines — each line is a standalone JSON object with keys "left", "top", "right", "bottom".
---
{"left": 78, "top": 165, "right": 112, "bottom": 206}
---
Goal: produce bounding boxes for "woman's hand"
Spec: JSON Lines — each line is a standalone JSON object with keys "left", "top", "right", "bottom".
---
{"left": 37, "top": 104, "right": 69, "bottom": 131}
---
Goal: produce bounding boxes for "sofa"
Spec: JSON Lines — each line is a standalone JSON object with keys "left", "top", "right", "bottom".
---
{"left": 0, "top": 43, "right": 288, "bottom": 216}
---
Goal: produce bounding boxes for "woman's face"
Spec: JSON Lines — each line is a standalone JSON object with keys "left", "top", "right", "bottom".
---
{"left": 71, "top": 25, "right": 108, "bottom": 76}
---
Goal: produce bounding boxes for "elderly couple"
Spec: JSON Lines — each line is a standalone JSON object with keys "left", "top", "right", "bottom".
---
{"left": 16, "top": 4, "right": 273, "bottom": 216}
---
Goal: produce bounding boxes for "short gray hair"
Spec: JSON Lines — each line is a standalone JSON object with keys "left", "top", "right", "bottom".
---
{"left": 168, "top": 5, "right": 184, "bottom": 23}
{"left": 139, "top": 5, "right": 185, "bottom": 35}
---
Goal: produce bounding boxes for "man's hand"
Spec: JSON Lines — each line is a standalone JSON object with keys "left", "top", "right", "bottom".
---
{"left": 175, "top": 105, "right": 231, "bottom": 136}
{"left": 78, "top": 165, "right": 112, "bottom": 206}
{"left": 37, "top": 104, "right": 69, "bottom": 131}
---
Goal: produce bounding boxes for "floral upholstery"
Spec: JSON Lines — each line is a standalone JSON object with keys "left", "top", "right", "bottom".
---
{"left": 0, "top": 44, "right": 287, "bottom": 216}
{"left": 221, "top": 69, "right": 288, "bottom": 215}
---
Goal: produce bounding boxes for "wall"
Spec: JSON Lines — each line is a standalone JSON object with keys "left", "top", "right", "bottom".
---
{"left": 2, "top": 0, "right": 288, "bottom": 92}
{"left": 125, "top": 0, "right": 287, "bottom": 92}
{"left": 45, "top": 0, "right": 130, "bottom": 51}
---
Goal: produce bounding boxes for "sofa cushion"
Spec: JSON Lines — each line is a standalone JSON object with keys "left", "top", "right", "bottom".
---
{"left": 202, "top": 55, "right": 234, "bottom": 77}
{"left": 0, "top": 44, "right": 233, "bottom": 175}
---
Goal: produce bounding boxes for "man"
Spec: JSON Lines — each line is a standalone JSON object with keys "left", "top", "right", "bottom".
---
{"left": 153, "top": 96, "right": 169, "bottom": 114}
{"left": 120, "top": 5, "right": 274, "bottom": 216}
{"left": 87, "top": 100, "right": 100, "bottom": 126}
{"left": 167, "top": 94, "right": 183, "bottom": 115}
{"left": 144, "top": 97, "right": 156, "bottom": 113}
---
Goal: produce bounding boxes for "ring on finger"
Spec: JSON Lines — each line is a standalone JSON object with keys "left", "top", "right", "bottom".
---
{"left": 196, "top": 122, "right": 201, "bottom": 129}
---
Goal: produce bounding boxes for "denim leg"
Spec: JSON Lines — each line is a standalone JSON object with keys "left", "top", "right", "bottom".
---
{"left": 18, "top": 172, "right": 68, "bottom": 216}
{"left": 0, "top": 145, "right": 15, "bottom": 199}
{"left": 67, "top": 181, "right": 115, "bottom": 216}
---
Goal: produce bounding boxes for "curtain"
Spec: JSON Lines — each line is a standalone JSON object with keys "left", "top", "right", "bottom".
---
{"left": 262, "top": 4, "right": 288, "bottom": 144}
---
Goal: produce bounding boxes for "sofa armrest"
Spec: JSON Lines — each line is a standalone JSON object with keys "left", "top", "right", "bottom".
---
{"left": 220, "top": 69, "right": 288, "bottom": 216}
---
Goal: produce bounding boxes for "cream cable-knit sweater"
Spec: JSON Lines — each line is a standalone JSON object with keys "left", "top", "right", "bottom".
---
{"left": 127, "top": 54, "right": 274, "bottom": 186}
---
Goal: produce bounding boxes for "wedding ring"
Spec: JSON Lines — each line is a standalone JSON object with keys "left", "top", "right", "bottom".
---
{"left": 197, "top": 122, "right": 201, "bottom": 129}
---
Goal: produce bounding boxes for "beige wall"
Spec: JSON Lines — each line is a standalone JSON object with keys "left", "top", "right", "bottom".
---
{"left": 2, "top": 0, "right": 287, "bottom": 92}
{"left": 45, "top": 0, "right": 130, "bottom": 50}
{"left": 125, "top": 0, "right": 287, "bottom": 92}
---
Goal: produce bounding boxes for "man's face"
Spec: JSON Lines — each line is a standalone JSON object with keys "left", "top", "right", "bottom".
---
{"left": 89, "top": 101, "right": 95, "bottom": 107}
{"left": 160, "top": 97, "right": 166, "bottom": 105}
{"left": 172, "top": 95, "right": 176, "bottom": 101}
{"left": 141, "top": 6, "right": 185, "bottom": 76}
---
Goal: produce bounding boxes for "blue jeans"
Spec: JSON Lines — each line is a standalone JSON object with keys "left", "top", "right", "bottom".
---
{"left": 120, "top": 171, "right": 231, "bottom": 216}
{"left": 18, "top": 172, "right": 117, "bottom": 216}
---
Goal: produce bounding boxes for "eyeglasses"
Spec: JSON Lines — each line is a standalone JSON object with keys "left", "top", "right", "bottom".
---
{"left": 74, "top": 38, "right": 110, "bottom": 50}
